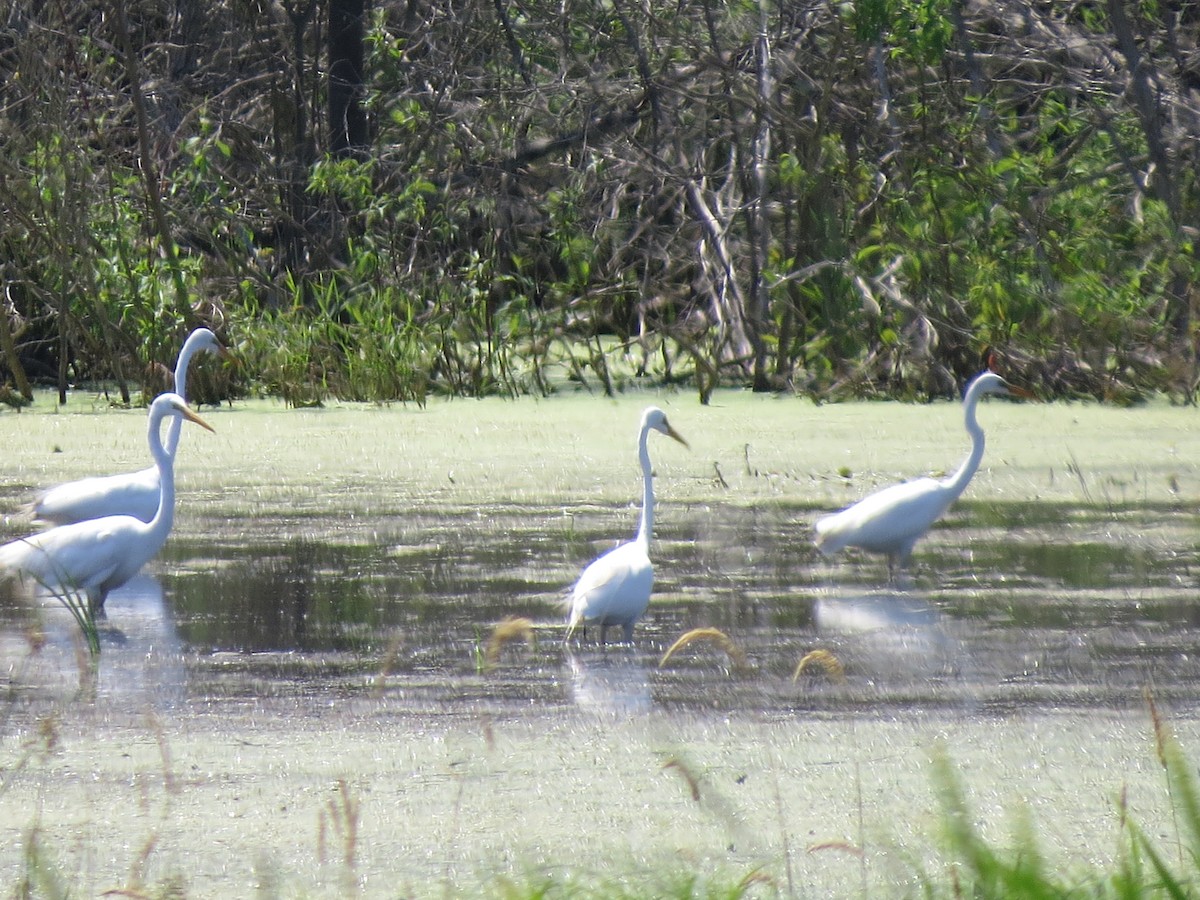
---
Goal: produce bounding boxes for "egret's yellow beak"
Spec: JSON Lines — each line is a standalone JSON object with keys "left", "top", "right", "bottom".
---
{"left": 181, "top": 405, "right": 216, "bottom": 433}
{"left": 665, "top": 422, "right": 689, "bottom": 449}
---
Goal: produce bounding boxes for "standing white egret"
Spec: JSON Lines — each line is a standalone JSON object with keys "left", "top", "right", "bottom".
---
{"left": 33, "top": 328, "right": 224, "bottom": 525}
{"left": 566, "top": 406, "right": 688, "bottom": 645}
{"left": 814, "top": 371, "right": 1023, "bottom": 572}
{"left": 1, "top": 393, "right": 214, "bottom": 613}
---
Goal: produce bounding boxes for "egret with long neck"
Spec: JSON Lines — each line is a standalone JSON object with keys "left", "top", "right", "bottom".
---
{"left": 565, "top": 406, "right": 687, "bottom": 645}
{"left": 1, "top": 393, "right": 214, "bottom": 613}
{"left": 33, "top": 328, "right": 224, "bottom": 525}
{"left": 814, "top": 371, "right": 1022, "bottom": 573}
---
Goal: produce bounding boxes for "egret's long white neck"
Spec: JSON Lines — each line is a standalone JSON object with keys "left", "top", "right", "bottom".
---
{"left": 943, "top": 379, "right": 989, "bottom": 497}
{"left": 165, "top": 334, "right": 206, "bottom": 458}
{"left": 146, "top": 405, "right": 177, "bottom": 540}
{"left": 635, "top": 425, "right": 654, "bottom": 548}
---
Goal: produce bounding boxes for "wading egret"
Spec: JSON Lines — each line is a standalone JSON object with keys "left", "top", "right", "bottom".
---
{"left": 814, "top": 370, "right": 1022, "bottom": 572}
{"left": 1, "top": 393, "right": 214, "bottom": 613}
{"left": 566, "top": 406, "right": 687, "bottom": 645}
{"left": 34, "top": 328, "right": 224, "bottom": 525}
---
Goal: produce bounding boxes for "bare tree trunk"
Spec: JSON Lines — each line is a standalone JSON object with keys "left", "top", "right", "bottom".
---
{"left": 329, "top": 0, "right": 368, "bottom": 158}
{"left": 54, "top": 135, "right": 132, "bottom": 405}
{"left": 682, "top": 170, "right": 755, "bottom": 367}
{"left": 109, "top": 0, "right": 194, "bottom": 326}
{"left": 748, "top": 3, "right": 773, "bottom": 391}
{"left": 284, "top": 0, "right": 318, "bottom": 304}
{"left": 56, "top": 287, "right": 68, "bottom": 405}
{"left": 169, "top": 0, "right": 204, "bottom": 79}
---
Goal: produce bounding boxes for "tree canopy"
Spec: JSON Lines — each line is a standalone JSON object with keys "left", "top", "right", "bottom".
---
{"left": 0, "top": 0, "right": 1196, "bottom": 405}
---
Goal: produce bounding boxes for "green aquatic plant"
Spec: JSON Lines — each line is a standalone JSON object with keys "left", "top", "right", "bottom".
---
{"left": 3, "top": 567, "right": 102, "bottom": 659}
{"left": 49, "top": 582, "right": 101, "bottom": 659}
{"left": 15, "top": 826, "right": 70, "bottom": 900}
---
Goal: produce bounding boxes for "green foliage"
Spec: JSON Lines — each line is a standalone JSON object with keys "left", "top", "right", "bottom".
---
{"left": 923, "top": 722, "right": 1200, "bottom": 898}
{"left": 2, "top": 0, "right": 1197, "bottom": 404}
{"left": 844, "top": 0, "right": 955, "bottom": 63}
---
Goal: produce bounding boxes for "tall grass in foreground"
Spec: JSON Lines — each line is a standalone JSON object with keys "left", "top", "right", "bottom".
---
{"left": 7, "top": 690, "right": 1200, "bottom": 897}
{"left": 919, "top": 695, "right": 1200, "bottom": 899}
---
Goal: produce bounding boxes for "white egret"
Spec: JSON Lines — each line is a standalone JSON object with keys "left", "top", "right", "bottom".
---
{"left": 566, "top": 406, "right": 687, "bottom": 645}
{"left": 813, "top": 371, "right": 1023, "bottom": 572}
{"left": 33, "top": 328, "right": 224, "bottom": 525}
{"left": 1, "top": 393, "right": 214, "bottom": 614}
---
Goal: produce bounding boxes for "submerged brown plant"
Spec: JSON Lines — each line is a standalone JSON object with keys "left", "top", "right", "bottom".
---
{"left": 317, "top": 779, "right": 360, "bottom": 871}
{"left": 792, "top": 649, "right": 846, "bottom": 684}
{"left": 807, "top": 840, "right": 864, "bottom": 857}
{"left": 658, "top": 627, "right": 748, "bottom": 671}
{"left": 485, "top": 616, "right": 537, "bottom": 667}
{"left": 1144, "top": 685, "right": 1168, "bottom": 769}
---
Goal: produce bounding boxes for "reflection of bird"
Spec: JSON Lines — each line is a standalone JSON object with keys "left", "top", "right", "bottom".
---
{"left": 814, "top": 371, "right": 1020, "bottom": 571}
{"left": 566, "top": 406, "right": 687, "bottom": 645}
{"left": 0, "top": 393, "right": 213, "bottom": 613}
{"left": 565, "top": 648, "right": 652, "bottom": 715}
{"left": 813, "top": 590, "right": 956, "bottom": 684}
{"left": 33, "top": 328, "right": 224, "bottom": 525}
{"left": 98, "top": 573, "right": 187, "bottom": 707}
{"left": 0, "top": 573, "right": 188, "bottom": 705}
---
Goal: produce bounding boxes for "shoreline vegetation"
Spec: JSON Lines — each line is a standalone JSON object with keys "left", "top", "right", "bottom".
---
{"left": 0, "top": 3, "right": 1197, "bottom": 410}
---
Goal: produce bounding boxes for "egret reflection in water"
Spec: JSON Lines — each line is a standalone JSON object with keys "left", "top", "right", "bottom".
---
{"left": 813, "top": 588, "right": 959, "bottom": 686}
{"left": 0, "top": 573, "right": 185, "bottom": 707}
{"left": 565, "top": 648, "right": 652, "bottom": 715}
{"left": 4, "top": 484, "right": 1196, "bottom": 717}
{"left": 97, "top": 573, "right": 186, "bottom": 706}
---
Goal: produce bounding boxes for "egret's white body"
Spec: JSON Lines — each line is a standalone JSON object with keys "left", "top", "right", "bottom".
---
{"left": 33, "top": 328, "right": 223, "bottom": 525}
{"left": 1, "top": 393, "right": 213, "bottom": 613}
{"left": 566, "top": 406, "right": 687, "bottom": 645}
{"left": 814, "top": 371, "right": 1016, "bottom": 570}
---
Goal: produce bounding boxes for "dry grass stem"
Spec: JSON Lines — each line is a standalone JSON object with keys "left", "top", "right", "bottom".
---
{"left": 485, "top": 616, "right": 536, "bottom": 667}
{"left": 147, "top": 713, "right": 179, "bottom": 796}
{"left": 371, "top": 630, "right": 407, "bottom": 695}
{"left": 792, "top": 649, "right": 846, "bottom": 684}
{"left": 317, "top": 779, "right": 360, "bottom": 871}
{"left": 1144, "top": 685, "right": 1168, "bottom": 768}
{"left": 807, "top": 840, "right": 864, "bottom": 857}
{"left": 658, "top": 627, "right": 748, "bottom": 671}
{"left": 661, "top": 756, "right": 702, "bottom": 802}
{"left": 738, "top": 869, "right": 777, "bottom": 891}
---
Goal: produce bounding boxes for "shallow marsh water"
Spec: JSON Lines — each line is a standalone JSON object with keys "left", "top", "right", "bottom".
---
{"left": 1, "top": 389, "right": 1199, "bottom": 896}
